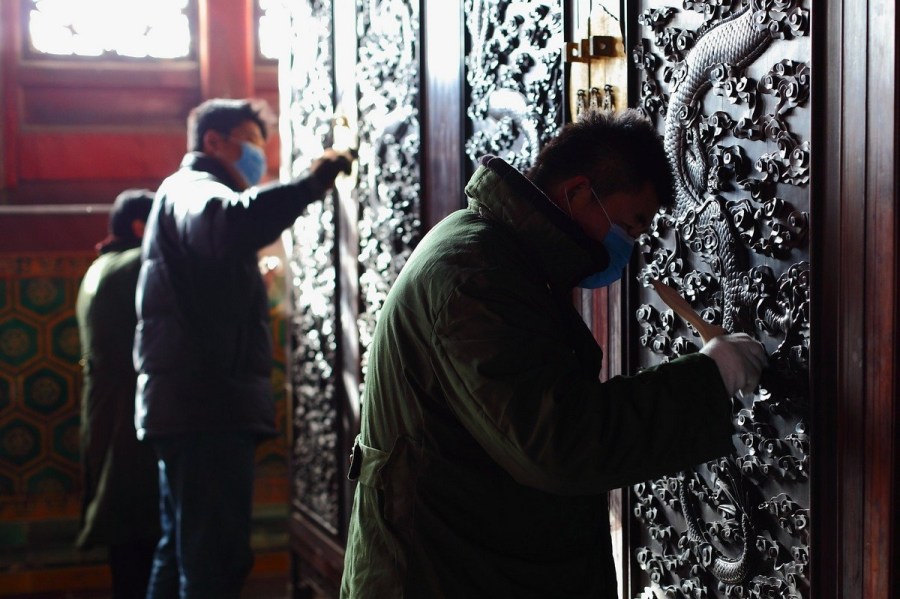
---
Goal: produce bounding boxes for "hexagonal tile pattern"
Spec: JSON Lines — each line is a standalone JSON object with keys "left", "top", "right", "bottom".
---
{"left": 0, "top": 472, "right": 13, "bottom": 496}
{"left": 0, "top": 317, "right": 39, "bottom": 369}
{"left": 0, "top": 375, "right": 10, "bottom": 414}
{"left": 0, "top": 417, "right": 42, "bottom": 468}
{"left": 0, "top": 254, "right": 96, "bottom": 504}
{"left": 23, "top": 368, "right": 71, "bottom": 416}
{"left": 0, "top": 252, "right": 290, "bottom": 514}
{"left": 52, "top": 413, "right": 81, "bottom": 465}
{"left": 18, "top": 277, "right": 66, "bottom": 316}
{"left": 25, "top": 463, "right": 76, "bottom": 497}
{"left": 0, "top": 279, "right": 8, "bottom": 313}
{"left": 50, "top": 315, "right": 81, "bottom": 365}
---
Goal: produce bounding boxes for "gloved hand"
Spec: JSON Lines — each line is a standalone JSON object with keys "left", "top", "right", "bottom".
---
{"left": 310, "top": 148, "right": 356, "bottom": 189}
{"left": 699, "top": 333, "right": 768, "bottom": 396}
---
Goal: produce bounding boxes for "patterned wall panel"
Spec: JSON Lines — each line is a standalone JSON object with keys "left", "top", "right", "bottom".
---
{"left": 0, "top": 255, "right": 90, "bottom": 514}
{"left": 0, "top": 253, "right": 289, "bottom": 527}
{"left": 282, "top": 0, "right": 342, "bottom": 535}
{"left": 628, "top": 1, "right": 811, "bottom": 597}
{"left": 464, "top": 0, "right": 564, "bottom": 173}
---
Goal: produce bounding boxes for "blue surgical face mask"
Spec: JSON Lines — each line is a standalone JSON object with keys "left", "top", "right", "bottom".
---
{"left": 577, "top": 188, "right": 636, "bottom": 289}
{"left": 233, "top": 141, "right": 267, "bottom": 186}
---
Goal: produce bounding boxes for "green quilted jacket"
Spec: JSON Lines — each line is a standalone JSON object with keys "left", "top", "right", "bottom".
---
{"left": 341, "top": 156, "right": 733, "bottom": 598}
{"left": 76, "top": 246, "right": 160, "bottom": 549}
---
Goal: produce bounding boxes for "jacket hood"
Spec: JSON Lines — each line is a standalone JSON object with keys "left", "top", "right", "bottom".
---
{"left": 179, "top": 152, "right": 243, "bottom": 191}
{"left": 464, "top": 155, "right": 610, "bottom": 292}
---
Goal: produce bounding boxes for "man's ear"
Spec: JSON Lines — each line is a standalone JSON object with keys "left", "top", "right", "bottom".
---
{"left": 562, "top": 175, "right": 592, "bottom": 197}
{"left": 557, "top": 175, "right": 592, "bottom": 203}
{"left": 546, "top": 175, "right": 590, "bottom": 215}
{"left": 131, "top": 220, "right": 146, "bottom": 240}
{"left": 202, "top": 129, "right": 226, "bottom": 155}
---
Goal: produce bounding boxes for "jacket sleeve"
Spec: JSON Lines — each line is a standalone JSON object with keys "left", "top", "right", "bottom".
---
{"left": 172, "top": 171, "right": 328, "bottom": 258}
{"left": 430, "top": 268, "right": 735, "bottom": 496}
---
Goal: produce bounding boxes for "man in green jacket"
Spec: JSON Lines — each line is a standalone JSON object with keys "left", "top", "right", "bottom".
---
{"left": 341, "top": 110, "right": 766, "bottom": 598}
{"left": 76, "top": 189, "right": 159, "bottom": 599}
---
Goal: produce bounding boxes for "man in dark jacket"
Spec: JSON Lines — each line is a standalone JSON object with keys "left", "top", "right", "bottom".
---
{"left": 340, "top": 110, "right": 766, "bottom": 598}
{"left": 135, "top": 98, "right": 354, "bottom": 599}
{"left": 76, "top": 189, "right": 158, "bottom": 599}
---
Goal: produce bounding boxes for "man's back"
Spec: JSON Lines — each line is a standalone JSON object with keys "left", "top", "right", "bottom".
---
{"left": 76, "top": 247, "right": 159, "bottom": 550}
{"left": 134, "top": 156, "right": 275, "bottom": 441}
{"left": 342, "top": 157, "right": 737, "bottom": 599}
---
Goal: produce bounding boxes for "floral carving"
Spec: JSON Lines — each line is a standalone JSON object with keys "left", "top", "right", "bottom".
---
{"left": 631, "top": 1, "right": 811, "bottom": 596}
{"left": 465, "top": 0, "right": 562, "bottom": 173}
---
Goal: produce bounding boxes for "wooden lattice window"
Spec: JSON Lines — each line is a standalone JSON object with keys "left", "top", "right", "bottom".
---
{"left": 25, "top": 0, "right": 194, "bottom": 59}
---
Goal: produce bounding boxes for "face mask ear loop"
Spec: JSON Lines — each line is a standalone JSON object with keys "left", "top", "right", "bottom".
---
{"left": 563, "top": 188, "right": 574, "bottom": 218}
{"left": 591, "top": 187, "right": 614, "bottom": 230}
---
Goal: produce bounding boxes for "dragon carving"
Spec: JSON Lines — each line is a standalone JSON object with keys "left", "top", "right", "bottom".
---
{"left": 646, "top": 0, "right": 810, "bottom": 587}
{"left": 665, "top": 3, "right": 770, "bottom": 332}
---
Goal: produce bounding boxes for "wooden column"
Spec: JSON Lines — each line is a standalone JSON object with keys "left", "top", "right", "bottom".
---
{"left": 199, "top": 0, "right": 255, "bottom": 98}
{"left": 0, "top": 0, "right": 19, "bottom": 190}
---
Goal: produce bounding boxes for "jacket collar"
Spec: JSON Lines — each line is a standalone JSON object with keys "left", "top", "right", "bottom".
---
{"left": 464, "top": 155, "right": 610, "bottom": 292}
{"left": 97, "top": 237, "right": 141, "bottom": 255}
{"left": 179, "top": 152, "right": 243, "bottom": 191}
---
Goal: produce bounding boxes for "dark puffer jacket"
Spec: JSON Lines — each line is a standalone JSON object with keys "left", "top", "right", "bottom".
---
{"left": 341, "top": 156, "right": 734, "bottom": 598}
{"left": 134, "top": 152, "right": 327, "bottom": 440}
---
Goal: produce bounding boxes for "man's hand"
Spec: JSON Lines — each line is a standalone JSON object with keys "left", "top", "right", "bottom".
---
{"left": 699, "top": 333, "right": 768, "bottom": 397}
{"left": 310, "top": 148, "right": 356, "bottom": 190}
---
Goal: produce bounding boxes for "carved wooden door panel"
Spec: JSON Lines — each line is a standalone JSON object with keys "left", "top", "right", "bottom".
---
{"left": 280, "top": 0, "right": 423, "bottom": 595}
{"left": 279, "top": 3, "right": 351, "bottom": 594}
{"left": 280, "top": 1, "right": 564, "bottom": 596}
{"left": 625, "top": 1, "right": 812, "bottom": 597}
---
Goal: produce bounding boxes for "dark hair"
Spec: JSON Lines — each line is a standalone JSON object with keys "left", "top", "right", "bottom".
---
{"left": 95, "top": 188, "right": 154, "bottom": 252}
{"left": 109, "top": 188, "right": 154, "bottom": 240}
{"left": 186, "top": 98, "right": 272, "bottom": 152}
{"left": 526, "top": 109, "right": 674, "bottom": 208}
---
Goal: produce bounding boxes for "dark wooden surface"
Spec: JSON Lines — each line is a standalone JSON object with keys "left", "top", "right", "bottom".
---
{"left": 422, "top": 1, "right": 465, "bottom": 229}
{"left": 812, "top": 0, "right": 897, "bottom": 597}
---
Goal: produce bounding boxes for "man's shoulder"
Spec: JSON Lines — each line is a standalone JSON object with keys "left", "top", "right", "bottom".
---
{"left": 384, "top": 208, "right": 521, "bottom": 319}
{"left": 92, "top": 248, "right": 143, "bottom": 288}
{"left": 156, "top": 168, "right": 238, "bottom": 215}
{"left": 104, "top": 247, "right": 142, "bottom": 268}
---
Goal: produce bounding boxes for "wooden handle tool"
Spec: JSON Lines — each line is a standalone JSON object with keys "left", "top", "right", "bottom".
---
{"left": 650, "top": 278, "right": 727, "bottom": 344}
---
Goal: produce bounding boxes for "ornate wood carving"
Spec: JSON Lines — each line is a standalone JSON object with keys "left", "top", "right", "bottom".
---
{"left": 283, "top": 0, "right": 341, "bottom": 535}
{"left": 355, "top": 0, "right": 422, "bottom": 385}
{"left": 283, "top": 0, "right": 423, "bottom": 538}
{"left": 628, "top": 1, "right": 811, "bottom": 596}
{"left": 464, "top": 0, "right": 564, "bottom": 173}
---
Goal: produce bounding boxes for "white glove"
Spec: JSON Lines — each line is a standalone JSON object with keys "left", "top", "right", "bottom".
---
{"left": 699, "top": 333, "right": 768, "bottom": 396}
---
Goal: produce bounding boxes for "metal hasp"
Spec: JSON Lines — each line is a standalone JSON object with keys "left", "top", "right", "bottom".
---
{"left": 564, "top": 35, "right": 617, "bottom": 62}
